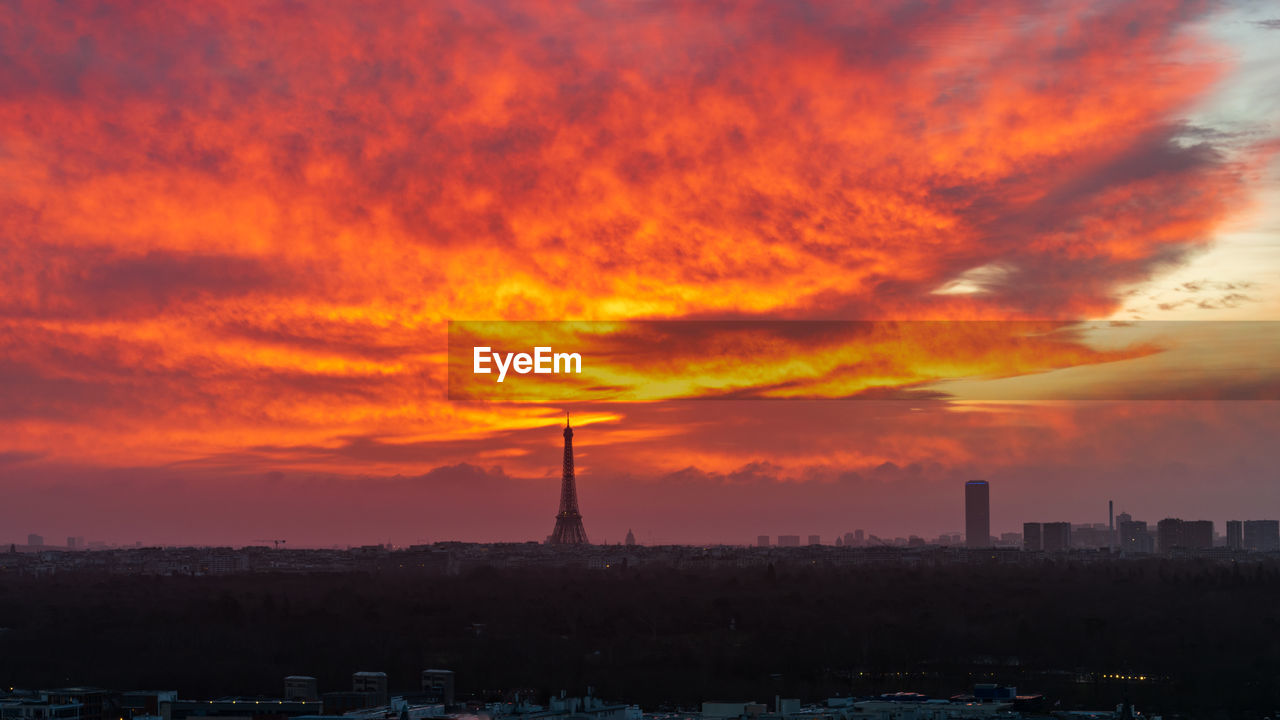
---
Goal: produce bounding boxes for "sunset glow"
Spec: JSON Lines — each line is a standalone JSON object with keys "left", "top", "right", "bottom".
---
{"left": 2, "top": 0, "right": 1279, "bottom": 546}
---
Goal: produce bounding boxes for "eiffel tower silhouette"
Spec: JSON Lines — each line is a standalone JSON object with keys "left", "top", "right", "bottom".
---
{"left": 549, "top": 413, "right": 589, "bottom": 545}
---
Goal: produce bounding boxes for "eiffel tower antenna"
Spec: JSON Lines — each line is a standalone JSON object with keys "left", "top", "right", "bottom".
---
{"left": 549, "top": 413, "right": 588, "bottom": 545}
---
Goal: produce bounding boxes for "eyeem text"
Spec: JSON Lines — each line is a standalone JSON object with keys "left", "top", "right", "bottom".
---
{"left": 473, "top": 346, "right": 583, "bottom": 382}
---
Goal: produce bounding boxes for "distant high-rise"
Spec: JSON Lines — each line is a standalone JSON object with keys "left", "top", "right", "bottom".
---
{"left": 625, "top": 529, "right": 636, "bottom": 546}
{"left": 1023, "top": 522, "right": 1042, "bottom": 552}
{"left": 1156, "top": 518, "right": 1212, "bottom": 552}
{"left": 756, "top": 535, "right": 770, "bottom": 547}
{"left": 549, "top": 415, "right": 589, "bottom": 545}
{"left": 26, "top": 533, "right": 42, "bottom": 547}
{"left": 1243, "top": 520, "right": 1280, "bottom": 552}
{"left": 1119, "top": 520, "right": 1153, "bottom": 553}
{"left": 964, "top": 480, "right": 990, "bottom": 548}
{"left": 1042, "top": 522, "right": 1072, "bottom": 552}
{"left": 807, "top": 534, "right": 821, "bottom": 546}
{"left": 1153, "top": 518, "right": 1210, "bottom": 552}
{"left": 351, "top": 672, "right": 388, "bottom": 707}
{"left": 1184, "top": 520, "right": 1213, "bottom": 549}
{"left": 1156, "top": 518, "right": 1183, "bottom": 553}
{"left": 421, "top": 669, "right": 455, "bottom": 705}
{"left": 1226, "top": 520, "right": 1243, "bottom": 549}
{"left": 777, "top": 534, "right": 800, "bottom": 547}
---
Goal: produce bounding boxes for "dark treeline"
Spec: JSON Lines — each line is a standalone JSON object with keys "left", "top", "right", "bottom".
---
{"left": 2, "top": 559, "right": 1280, "bottom": 715}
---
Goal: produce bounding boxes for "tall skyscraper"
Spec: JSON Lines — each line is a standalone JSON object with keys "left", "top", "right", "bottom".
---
{"left": 549, "top": 415, "right": 589, "bottom": 545}
{"left": 965, "top": 480, "right": 990, "bottom": 548}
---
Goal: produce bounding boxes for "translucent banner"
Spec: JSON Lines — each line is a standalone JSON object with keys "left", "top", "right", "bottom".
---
{"left": 447, "top": 321, "right": 1280, "bottom": 402}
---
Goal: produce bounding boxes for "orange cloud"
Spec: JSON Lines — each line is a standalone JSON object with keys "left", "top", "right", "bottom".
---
{"left": 0, "top": 0, "right": 1276, "bottom": 539}
{"left": 447, "top": 320, "right": 1166, "bottom": 402}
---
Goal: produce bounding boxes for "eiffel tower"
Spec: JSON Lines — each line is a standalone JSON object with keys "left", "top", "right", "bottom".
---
{"left": 549, "top": 414, "right": 589, "bottom": 545}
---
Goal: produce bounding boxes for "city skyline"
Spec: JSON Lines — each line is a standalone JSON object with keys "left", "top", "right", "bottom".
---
{"left": 10, "top": 409, "right": 1280, "bottom": 543}
{"left": 8, "top": 415, "right": 1280, "bottom": 548}
{"left": 11, "top": 491, "right": 1280, "bottom": 551}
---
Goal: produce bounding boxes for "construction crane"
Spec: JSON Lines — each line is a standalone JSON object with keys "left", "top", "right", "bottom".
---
{"left": 253, "top": 539, "right": 287, "bottom": 549}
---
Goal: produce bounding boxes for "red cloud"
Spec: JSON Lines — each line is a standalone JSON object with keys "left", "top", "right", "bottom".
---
{"left": 0, "top": 0, "right": 1276, "bottom": 543}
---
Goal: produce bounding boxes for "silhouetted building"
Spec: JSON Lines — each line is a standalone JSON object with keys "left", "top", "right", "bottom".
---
{"left": 1184, "top": 520, "right": 1213, "bottom": 549}
{"left": 26, "top": 534, "right": 42, "bottom": 547}
{"left": 1071, "top": 523, "right": 1111, "bottom": 548}
{"left": 1023, "top": 523, "right": 1042, "bottom": 552}
{"left": 965, "top": 480, "right": 990, "bottom": 548}
{"left": 1157, "top": 518, "right": 1212, "bottom": 552}
{"left": 1119, "top": 520, "right": 1153, "bottom": 554}
{"left": 807, "top": 535, "right": 821, "bottom": 546}
{"left": 1042, "top": 522, "right": 1072, "bottom": 552}
{"left": 1156, "top": 518, "right": 1182, "bottom": 552}
{"left": 421, "top": 669, "right": 455, "bottom": 705}
{"left": 549, "top": 416, "right": 588, "bottom": 545}
{"left": 1226, "top": 520, "right": 1243, "bottom": 549}
{"left": 352, "top": 672, "right": 388, "bottom": 707}
{"left": 624, "top": 529, "right": 636, "bottom": 546}
{"left": 756, "top": 535, "right": 769, "bottom": 547}
{"left": 1243, "top": 520, "right": 1280, "bottom": 551}
{"left": 777, "top": 535, "right": 800, "bottom": 547}
{"left": 285, "top": 676, "right": 318, "bottom": 701}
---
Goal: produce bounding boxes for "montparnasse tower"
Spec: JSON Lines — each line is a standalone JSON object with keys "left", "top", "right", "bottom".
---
{"left": 549, "top": 414, "right": 589, "bottom": 545}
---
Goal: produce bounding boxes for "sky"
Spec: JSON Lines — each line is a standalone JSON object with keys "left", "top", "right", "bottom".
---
{"left": 2, "top": 0, "right": 1280, "bottom": 547}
